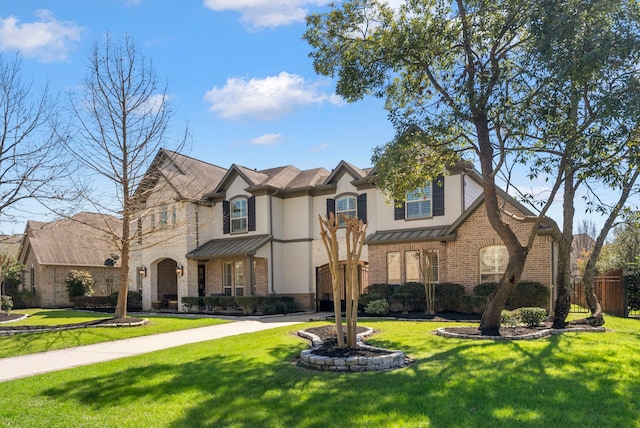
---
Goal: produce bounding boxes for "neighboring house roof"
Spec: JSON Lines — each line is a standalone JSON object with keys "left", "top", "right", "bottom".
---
{"left": 0, "top": 234, "right": 23, "bottom": 256}
{"left": 186, "top": 234, "right": 272, "bottom": 260}
{"left": 19, "top": 212, "right": 122, "bottom": 267}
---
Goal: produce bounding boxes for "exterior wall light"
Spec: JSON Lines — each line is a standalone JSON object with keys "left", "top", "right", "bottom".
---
{"left": 138, "top": 266, "right": 147, "bottom": 277}
{"left": 176, "top": 264, "right": 184, "bottom": 276}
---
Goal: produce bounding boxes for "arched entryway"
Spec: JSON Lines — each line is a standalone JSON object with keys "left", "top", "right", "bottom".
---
{"left": 156, "top": 258, "right": 178, "bottom": 308}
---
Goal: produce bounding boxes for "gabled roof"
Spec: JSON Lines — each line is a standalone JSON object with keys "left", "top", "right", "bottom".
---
{"left": 136, "top": 149, "right": 227, "bottom": 202}
{"left": 323, "top": 160, "right": 369, "bottom": 185}
{"left": 19, "top": 212, "right": 122, "bottom": 267}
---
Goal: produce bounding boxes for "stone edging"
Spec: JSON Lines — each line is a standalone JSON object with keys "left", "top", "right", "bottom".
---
{"left": 436, "top": 325, "right": 606, "bottom": 340}
{"left": 297, "top": 327, "right": 408, "bottom": 372}
{"left": 0, "top": 318, "right": 149, "bottom": 336}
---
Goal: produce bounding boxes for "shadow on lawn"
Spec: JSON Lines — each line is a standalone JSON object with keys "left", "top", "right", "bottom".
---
{"left": 38, "top": 329, "right": 640, "bottom": 428}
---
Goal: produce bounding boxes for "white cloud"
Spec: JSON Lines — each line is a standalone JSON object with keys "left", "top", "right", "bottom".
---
{"left": 311, "top": 143, "right": 329, "bottom": 152}
{"left": 203, "top": 0, "right": 330, "bottom": 29}
{"left": 249, "top": 133, "right": 283, "bottom": 145}
{"left": 0, "top": 10, "right": 82, "bottom": 62}
{"left": 204, "top": 71, "right": 342, "bottom": 121}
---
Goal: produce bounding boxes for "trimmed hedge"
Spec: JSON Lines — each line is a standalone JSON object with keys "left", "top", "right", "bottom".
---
{"left": 473, "top": 281, "right": 549, "bottom": 310}
{"left": 72, "top": 291, "right": 142, "bottom": 311}
{"left": 182, "top": 295, "right": 298, "bottom": 315}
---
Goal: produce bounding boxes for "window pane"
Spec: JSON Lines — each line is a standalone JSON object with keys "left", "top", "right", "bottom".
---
{"left": 480, "top": 245, "right": 508, "bottom": 282}
{"left": 234, "top": 261, "right": 244, "bottom": 296}
{"left": 405, "top": 251, "right": 420, "bottom": 282}
{"left": 387, "top": 252, "right": 401, "bottom": 284}
{"left": 336, "top": 196, "right": 357, "bottom": 226}
{"left": 406, "top": 185, "right": 432, "bottom": 219}
{"left": 223, "top": 262, "right": 232, "bottom": 294}
{"left": 406, "top": 200, "right": 431, "bottom": 218}
{"left": 231, "top": 198, "right": 248, "bottom": 233}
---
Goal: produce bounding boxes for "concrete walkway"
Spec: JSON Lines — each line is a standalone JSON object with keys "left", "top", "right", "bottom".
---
{"left": 0, "top": 312, "right": 328, "bottom": 383}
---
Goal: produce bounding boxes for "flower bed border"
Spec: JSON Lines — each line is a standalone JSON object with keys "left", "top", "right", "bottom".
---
{"left": 297, "top": 327, "right": 408, "bottom": 372}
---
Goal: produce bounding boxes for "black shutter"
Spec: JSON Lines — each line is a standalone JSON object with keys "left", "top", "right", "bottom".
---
{"left": 357, "top": 193, "right": 367, "bottom": 224}
{"left": 326, "top": 198, "right": 335, "bottom": 218}
{"left": 394, "top": 201, "right": 405, "bottom": 220}
{"left": 248, "top": 196, "right": 256, "bottom": 231}
{"left": 223, "top": 200, "right": 230, "bottom": 234}
{"left": 432, "top": 175, "right": 445, "bottom": 216}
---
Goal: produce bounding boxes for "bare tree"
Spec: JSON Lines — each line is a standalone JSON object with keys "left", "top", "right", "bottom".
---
{"left": 0, "top": 54, "right": 73, "bottom": 229}
{"left": 67, "top": 34, "right": 186, "bottom": 319}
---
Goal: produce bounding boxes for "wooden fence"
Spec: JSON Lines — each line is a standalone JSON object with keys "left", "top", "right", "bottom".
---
{"left": 570, "top": 269, "right": 636, "bottom": 317}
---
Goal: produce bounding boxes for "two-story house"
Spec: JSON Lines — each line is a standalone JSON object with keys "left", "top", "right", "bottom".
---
{"left": 130, "top": 150, "right": 557, "bottom": 312}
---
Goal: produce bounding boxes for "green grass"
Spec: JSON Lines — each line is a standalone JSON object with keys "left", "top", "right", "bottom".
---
{"left": 0, "top": 309, "right": 228, "bottom": 358}
{"left": 1, "top": 315, "right": 639, "bottom": 427}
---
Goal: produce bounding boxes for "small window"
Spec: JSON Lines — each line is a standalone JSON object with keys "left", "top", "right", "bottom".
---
{"left": 234, "top": 261, "right": 245, "bottom": 296}
{"left": 172, "top": 206, "right": 177, "bottom": 225}
{"left": 336, "top": 195, "right": 357, "bottom": 226}
{"left": 159, "top": 205, "right": 168, "bottom": 227}
{"left": 387, "top": 252, "right": 401, "bottom": 284}
{"left": 480, "top": 245, "right": 508, "bottom": 283}
{"left": 231, "top": 198, "right": 248, "bottom": 233}
{"left": 223, "top": 262, "right": 232, "bottom": 295}
{"left": 406, "top": 184, "right": 432, "bottom": 219}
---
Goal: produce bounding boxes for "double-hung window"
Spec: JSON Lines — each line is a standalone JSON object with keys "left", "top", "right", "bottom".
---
{"left": 230, "top": 198, "right": 247, "bottom": 233}
{"left": 223, "top": 261, "right": 245, "bottom": 296}
{"left": 336, "top": 195, "right": 356, "bottom": 226}
{"left": 406, "top": 184, "right": 432, "bottom": 219}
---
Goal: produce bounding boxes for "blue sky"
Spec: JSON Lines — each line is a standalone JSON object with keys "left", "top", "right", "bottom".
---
{"left": 0, "top": 1, "right": 610, "bottom": 235}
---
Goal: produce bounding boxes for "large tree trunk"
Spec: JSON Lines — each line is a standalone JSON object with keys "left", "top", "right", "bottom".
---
{"left": 114, "top": 209, "right": 130, "bottom": 319}
{"left": 319, "top": 213, "right": 344, "bottom": 348}
{"left": 552, "top": 166, "right": 575, "bottom": 328}
{"left": 476, "top": 114, "right": 529, "bottom": 332}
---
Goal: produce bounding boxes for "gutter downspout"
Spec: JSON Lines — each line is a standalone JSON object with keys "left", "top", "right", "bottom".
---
{"left": 269, "top": 193, "right": 275, "bottom": 294}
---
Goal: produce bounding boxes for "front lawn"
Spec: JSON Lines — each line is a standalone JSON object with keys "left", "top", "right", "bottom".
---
{"left": 0, "top": 309, "right": 229, "bottom": 358}
{"left": 1, "top": 316, "right": 639, "bottom": 427}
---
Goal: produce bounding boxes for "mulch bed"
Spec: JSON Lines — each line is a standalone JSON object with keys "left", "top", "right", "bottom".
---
{"left": 303, "top": 325, "right": 394, "bottom": 358}
{"left": 0, "top": 316, "right": 147, "bottom": 335}
{"left": 0, "top": 313, "right": 25, "bottom": 323}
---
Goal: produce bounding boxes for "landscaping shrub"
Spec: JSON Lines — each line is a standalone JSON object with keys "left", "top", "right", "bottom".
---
{"left": 108, "top": 291, "right": 142, "bottom": 311}
{"left": 501, "top": 309, "right": 519, "bottom": 327}
{"left": 6, "top": 289, "right": 34, "bottom": 309}
{"left": 517, "top": 307, "right": 547, "bottom": 327}
{"left": 364, "top": 299, "right": 390, "bottom": 315}
{"left": 363, "top": 283, "right": 396, "bottom": 300}
{"left": 473, "top": 282, "right": 498, "bottom": 297}
{"left": 473, "top": 281, "right": 549, "bottom": 310}
{"left": 459, "top": 294, "right": 487, "bottom": 314}
{"left": 359, "top": 291, "right": 383, "bottom": 310}
{"left": 181, "top": 296, "right": 204, "bottom": 310}
{"left": 65, "top": 270, "right": 94, "bottom": 299}
{"left": 73, "top": 296, "right": 112, "bottom": 308}
{"left": 627, "top": 273, "right": 640, "bottom": 311}
{"left": 435, "top": 282, "right": 466, "bottom": 312}
{"left": 393, "top": 282, "right": 425, "bottom": 311}
{"left": 511, "top": 281, "right": 549, "bottom": 309}
{"left": 1, "top": 295, "right": 13, "bottom": 314}
{"left": 201, "top": 295, "right": 297, "bottom": 315}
